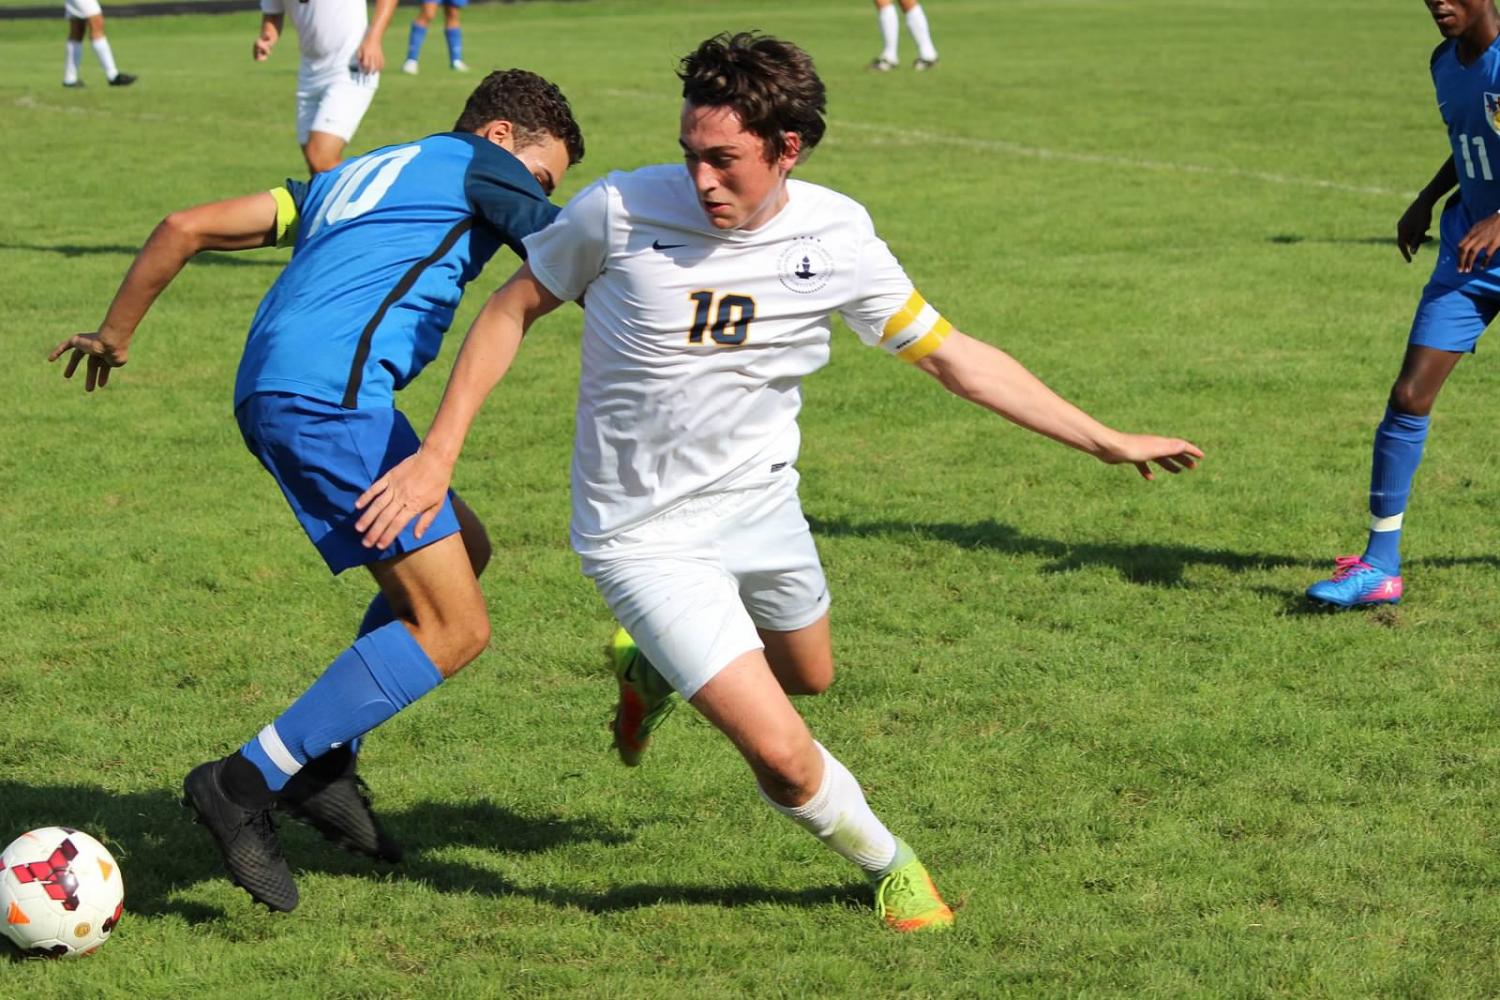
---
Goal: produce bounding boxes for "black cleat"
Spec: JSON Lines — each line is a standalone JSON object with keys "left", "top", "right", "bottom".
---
{"left": 182, "top": 759, "right": 298, "bottom": 912}
{"left": 913, "top": 57, "right": 938, "bottom": 72}
{"left": 278, "top": 749, "right": 403, "bottom": 863}
{"left": 108, "top": 72, "right": 137, "bottom": 86}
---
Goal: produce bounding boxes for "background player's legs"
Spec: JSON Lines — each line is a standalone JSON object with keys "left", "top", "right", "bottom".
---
{"left": 871, "top": 0, "right": 900, "bottom": 69}
{"left": 1359, "top": 345, "right": 1462, "bottom": 574}
{"left": 1308, "top": 285, "right": 1493, "bottom": 607}
{"left": 405, "top": 2, "right": 439, "bottom": 73}
{"left": 302, "top": 130, "right": 347, "bottom": 176}
{"left": 443, "top": 3, "right": 466, "bottom": 71}
{"left": 83, "top": 13, "right": 133, "bottom": 85}
{"left": 759, "top": 613, "right": 833, "bottom": 696}
{"left": 64, "top": 18, "right": 85, "bottom": 86}
{"left": 896, "top": 0, "right": 939, "bottom": 66}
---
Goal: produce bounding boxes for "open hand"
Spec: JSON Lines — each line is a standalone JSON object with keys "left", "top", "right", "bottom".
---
{"left": 1099, "top": 434, "right": 1203, "bottom": 481}
{"left": 1457, "top": 213, "right": 1500, "bottom": 272}
{"left": 48, "top": 332, "right": 128, "bottom": 391}
{"left": 354, "top": 448, "right": 454, "bottom": 551}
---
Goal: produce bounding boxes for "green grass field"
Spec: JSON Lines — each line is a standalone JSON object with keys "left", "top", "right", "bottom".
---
{"left": 5, "top": 0, "right": 1500, "bottom": 995}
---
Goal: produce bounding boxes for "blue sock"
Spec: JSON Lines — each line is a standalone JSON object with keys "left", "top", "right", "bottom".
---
{"left": 1361, "top": 404, "right": 1429, "bottom": 575}
{"left": 345, "top": 593, "right": 398, "bottom": 757}
{"left": 240, "top": 621, "right": 442, "bottom": 791}
{"left": 406, "top": 22, "right": 427, "bottom": 62}
{"left": 445, "top": 26, "right": 462, "bottom": 63}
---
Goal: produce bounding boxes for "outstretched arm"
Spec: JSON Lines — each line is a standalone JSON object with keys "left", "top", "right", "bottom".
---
{"left": 48, "top": 192, "right": 280, "bottom": 391}
{"left": 1400, "top": 156, "right": 1456, "bottom": 263}
{"left": 355, "top": 263, "right": 565, "bottom": 548}
{"left": 914, "top": 330, "right": 1202, "bottom": 480}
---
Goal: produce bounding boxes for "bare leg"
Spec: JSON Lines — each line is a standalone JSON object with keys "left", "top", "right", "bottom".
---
{"left": 302, "top": 131, "right": 347, "bottom": 175}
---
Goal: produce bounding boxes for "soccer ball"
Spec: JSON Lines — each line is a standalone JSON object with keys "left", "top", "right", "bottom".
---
{"left": 0, "top": 827, "right": 124, "bottom": 958}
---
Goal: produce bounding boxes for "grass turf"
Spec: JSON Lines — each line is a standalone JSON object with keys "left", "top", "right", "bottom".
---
{"left": 3, "top": 0, "right": 1500, "bottom": 995}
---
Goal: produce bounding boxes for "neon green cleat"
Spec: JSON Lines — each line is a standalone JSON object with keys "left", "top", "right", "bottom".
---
{"left": 610, "top": 626, "right": 677, "bottom": 766}
{"left": 874, "top": 840, "right": 954, "bottom": 933}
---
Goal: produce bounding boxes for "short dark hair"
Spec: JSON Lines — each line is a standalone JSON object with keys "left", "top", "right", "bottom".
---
{"left": 678, "top": 32, "right": 826, "bottom": 163}
{"left": 454, "top": 68, "right": 585, "bottom": 166}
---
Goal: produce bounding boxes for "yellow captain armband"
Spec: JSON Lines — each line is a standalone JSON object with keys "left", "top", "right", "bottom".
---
{"left": 879, "top": 290, "right": 953, "bottom": 363}
{"left": 269, "top": 186, "right": 300, "bottom": 247}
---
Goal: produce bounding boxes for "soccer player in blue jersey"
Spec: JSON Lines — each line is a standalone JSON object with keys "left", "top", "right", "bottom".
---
{"left": 48, "top": 70, "right": 584, "bottom": 912}
{"left": 1307, "top": 0, "right": 1500, "bottom": 607}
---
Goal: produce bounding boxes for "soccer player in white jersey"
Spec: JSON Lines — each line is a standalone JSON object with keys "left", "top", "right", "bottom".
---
{"left": 61, "top": 0, "right": 136, "bottom": 88}
{"left": 254, "top": 0, "right": 399, "bottom": 174}
{"left": 354, "top": 32, "right": 1203, "bottom": 932}
{"left": 869, "top": 0, "right": 939, "bottom": 72}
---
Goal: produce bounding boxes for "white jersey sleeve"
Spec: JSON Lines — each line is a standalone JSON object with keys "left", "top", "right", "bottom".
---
{"left": 839, "top": 222, "right": 952, "bottom": 363}
{"left": 260, "top": 0, "right": 284, "bottom": 15}
{"left": 523, "top": 177, "right": 612, "bottom": 303}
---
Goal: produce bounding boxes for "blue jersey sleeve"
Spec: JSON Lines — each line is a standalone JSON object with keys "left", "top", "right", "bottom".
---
{"left": 463, "top": 143, "right": 560, "bottom": 258}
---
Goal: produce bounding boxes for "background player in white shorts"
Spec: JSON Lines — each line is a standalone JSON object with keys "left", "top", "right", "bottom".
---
{"left": 354, "top": 32, "right": 1203, "bottom": 932}
{"left": 254, "top": 0, "right": 399, "bottom": 174}
{"left": 62, "top": 0, "right": 135, "bottom": 88}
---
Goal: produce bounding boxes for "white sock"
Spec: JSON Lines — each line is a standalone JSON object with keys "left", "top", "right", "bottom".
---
{"left": 64, "top": 40, "right": 83, "bottom": 84}
{"left": 90, "top": 36, "right": 119, "bottom": 80}
{"left": 761, "top": 742, "right": 899, "bottom": 876}
{"left": 877, "top": 4, "right": 899, "bottom": 62}
{"left": 905, "top": 4, "right": 938, "bottom": 61}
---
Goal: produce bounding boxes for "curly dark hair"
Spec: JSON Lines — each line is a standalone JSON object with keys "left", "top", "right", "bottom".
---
{"left": 454, "top": 68, "right": 585, "bottom": 165}
{"left": 678, "top": 32, "right": 826, "bottom": 163}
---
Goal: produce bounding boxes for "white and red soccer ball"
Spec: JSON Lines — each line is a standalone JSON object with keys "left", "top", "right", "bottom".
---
{"left": 0, "top": 827, "right": 124, "bottom": 958}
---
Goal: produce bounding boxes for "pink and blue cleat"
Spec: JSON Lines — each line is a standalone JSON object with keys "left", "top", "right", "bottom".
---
{"left": 1306, "top": 556, "right": 1403, "bottom": 608}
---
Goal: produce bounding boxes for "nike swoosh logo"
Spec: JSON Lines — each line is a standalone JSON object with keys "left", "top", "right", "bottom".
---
{"left": 652, "top": 240, "right": 686, "bottom": 251}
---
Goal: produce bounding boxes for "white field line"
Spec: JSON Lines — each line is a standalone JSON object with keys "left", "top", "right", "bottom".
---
{"left": 599, "top": 87, "right": 1410, "bottom": 200}
{"left": 12, "top": 94, "right": 170, "bottom": 122}
{"left": 837, "top": 121, "right": 1411, "bottom": 199}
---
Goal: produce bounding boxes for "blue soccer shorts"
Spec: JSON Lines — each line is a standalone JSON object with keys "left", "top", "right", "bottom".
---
{"left": 1409, "top": 281, "right": 1500, "bottom": 354}
{"left": 235, "top": 392, "right": 461, "bottom": 574}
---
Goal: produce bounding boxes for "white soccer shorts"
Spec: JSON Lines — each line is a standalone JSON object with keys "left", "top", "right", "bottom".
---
{"left": 580, "top": 473, "right": 831, "bottom": 701}
{"left": 295, "top": 66, "right": 378, "bottom": 145}
{"left": 63, "top": 0, "right": 102, "bottom": 19}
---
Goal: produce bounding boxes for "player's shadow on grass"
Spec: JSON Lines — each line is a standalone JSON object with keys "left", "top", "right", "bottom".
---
{"left": 0, "top": 781, "right": 631, "bottom": 928}
{"left": 808, "top": 515, "right": 1309, "bottom": 586}
{"left": 1, "top": 243, "right": 285, "bottom": 267}
{"left": 1267, "top": 234, "right": 1410, "bottom": 248}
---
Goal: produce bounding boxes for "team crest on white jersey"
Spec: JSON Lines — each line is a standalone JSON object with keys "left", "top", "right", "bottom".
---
{"left": 1486, "top": 93, "right": 1500, "bottom": 136}
{"left": 778, "top": 237, "right": 834, "bottom": 294}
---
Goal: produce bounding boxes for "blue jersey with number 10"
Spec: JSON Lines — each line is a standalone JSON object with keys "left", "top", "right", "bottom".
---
{"left": 1431, "top": 36, "right": 1500, "bottom": 287}
{"left": 234, "top": 131, "right": 558, "bottom": 410}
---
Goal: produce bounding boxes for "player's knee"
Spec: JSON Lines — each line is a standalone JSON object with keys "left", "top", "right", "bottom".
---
{"left": 781, "top": 663, "right": 834, "bottom": 696}
{"left": 450, "top": 612, "right": 491, "bottom": 670}
{"left": 748, "top": 740, "right": 821, "bottom": 802}
{"left": 1388, "top": 382, "right": 1435, "bottom": 417}
{"left": 305, "top": 150, "right": 341, "bottom": 175}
